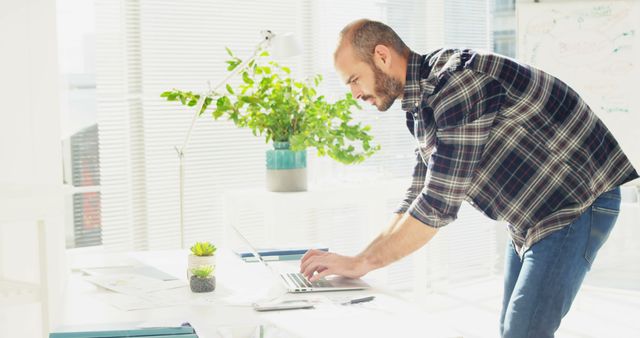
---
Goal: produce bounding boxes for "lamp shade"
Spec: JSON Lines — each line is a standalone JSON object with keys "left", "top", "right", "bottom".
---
{"left": 271, "top": 32, "right": 302, "bottom": 58}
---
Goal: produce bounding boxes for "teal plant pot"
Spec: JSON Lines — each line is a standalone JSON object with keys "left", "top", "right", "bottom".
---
{"left": 266, "top": 141, "right": 307, "bottom": 192}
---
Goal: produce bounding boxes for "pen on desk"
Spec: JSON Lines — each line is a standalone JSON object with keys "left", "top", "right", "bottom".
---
{"left": 342, "top": 295, "right": 375, "bottom": 305}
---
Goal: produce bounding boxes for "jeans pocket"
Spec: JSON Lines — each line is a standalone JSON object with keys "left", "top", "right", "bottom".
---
{"left": 584, "top": 206, "right": 619, "bottom": 267}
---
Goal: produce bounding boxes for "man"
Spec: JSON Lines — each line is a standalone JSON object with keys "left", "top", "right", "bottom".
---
{"left": 300, "top": 19, "right": 638, "bottom": 337}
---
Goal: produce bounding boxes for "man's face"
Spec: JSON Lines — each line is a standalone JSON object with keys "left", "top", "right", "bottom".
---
{"left": 335, "top": 45, "right": 403, "bottom": 112}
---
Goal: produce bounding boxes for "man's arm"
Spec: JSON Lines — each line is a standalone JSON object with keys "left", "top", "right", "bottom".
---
{"left": 297, "top": 146, "right": 431, "bottom": 282}
{"left": 360, "top": 212, "right": 403, "bottom": 253}
{"left": 357, "top": 213, "right": 438, "bottom": 271}
{"left": 300, "top": 213, "right": 437, "bottom": 282}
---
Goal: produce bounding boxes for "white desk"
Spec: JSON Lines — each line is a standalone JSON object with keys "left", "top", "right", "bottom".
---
{"left": 58, "top": 249, "right": 461, "bottom": 338}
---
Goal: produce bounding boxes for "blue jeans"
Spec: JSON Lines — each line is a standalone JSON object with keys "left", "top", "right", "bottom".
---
{"left": 499, "top": 187, "right": 621, "bottom": 338}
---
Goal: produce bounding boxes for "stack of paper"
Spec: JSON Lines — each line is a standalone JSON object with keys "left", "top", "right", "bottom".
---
{"left": 79, "top": 263, "right": 197, "bottom": 311}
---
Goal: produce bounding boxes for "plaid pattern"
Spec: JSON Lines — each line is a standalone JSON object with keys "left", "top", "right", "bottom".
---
{"left": 397, "top": 49, "right": 638, "bottom": 256}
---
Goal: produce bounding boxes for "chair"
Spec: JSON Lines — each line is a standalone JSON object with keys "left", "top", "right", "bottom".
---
{"left": 0, "top": 184, "right": 52, "bottom": 338}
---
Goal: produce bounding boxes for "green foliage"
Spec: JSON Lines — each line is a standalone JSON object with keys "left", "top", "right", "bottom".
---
{"left": 190, "top": 242, "right": 217, "bottom": 256}
{"left": 161, "top": 48, "right": 380, "bottom": 165}
{"left": 191, "top": 265, "right": 215, "bottom": 278}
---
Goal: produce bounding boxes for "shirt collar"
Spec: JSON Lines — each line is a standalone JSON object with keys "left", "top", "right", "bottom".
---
{"left": 401, "top": 51, "right": 426, "bottom": 111}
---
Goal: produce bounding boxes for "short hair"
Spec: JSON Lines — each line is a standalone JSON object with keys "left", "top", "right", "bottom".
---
{"left": 336, "top": 19, "right": 410, "bottom": 65}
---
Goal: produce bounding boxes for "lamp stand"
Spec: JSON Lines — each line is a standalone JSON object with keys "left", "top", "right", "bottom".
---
{"left": 175, "top": 31, "right": 276, "bottom": 249}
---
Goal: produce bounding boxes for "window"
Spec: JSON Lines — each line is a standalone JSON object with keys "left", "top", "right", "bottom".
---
{"left": 491, "top": 0, "right": 517, "bottom": 58}
{"left": 495, "top": 0, "right": 515, "bottom": 12}
{"left": 57, "top": 0, "right": 100, "bottom": 248}
{"left": 493, "top": 30, "right": 516, "bottom": 58}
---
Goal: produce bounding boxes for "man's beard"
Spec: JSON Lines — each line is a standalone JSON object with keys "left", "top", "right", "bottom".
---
{"left": 363, "top": 64, "right": 404, "bottom": 111}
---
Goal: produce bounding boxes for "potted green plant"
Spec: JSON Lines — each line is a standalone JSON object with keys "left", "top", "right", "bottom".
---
{"left": 187, "top": 241, "right": 217, "bottom": 279}
{"left": 189, "top": 265, "right": 216, "bottom": 293}
{"left": 161, "top": 48, "right": 380, "bottom": 191}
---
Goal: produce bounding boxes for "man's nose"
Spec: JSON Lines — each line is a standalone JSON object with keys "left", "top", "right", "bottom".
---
{"left": 350, "top": 84, "right": 363, "bottom": 100}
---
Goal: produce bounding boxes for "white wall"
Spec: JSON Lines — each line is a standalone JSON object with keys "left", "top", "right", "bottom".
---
{"left": 0, "top": 0, "right": 66, "bottom": 336}
{"left": 0, "top": 0, "right": 62, "bottom": 185}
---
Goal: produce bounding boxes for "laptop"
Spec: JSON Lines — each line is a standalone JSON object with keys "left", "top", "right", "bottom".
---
{"left": 230, "top": 225, "right": 370, "bottom": 293}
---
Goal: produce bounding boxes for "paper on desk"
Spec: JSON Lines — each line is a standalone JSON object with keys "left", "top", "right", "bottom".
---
{"left": 85, "top": 267, "right": 277, "bottom": 311}
{"left": 85, "top": 273, "right": 185, "bottom": 296}
{"left": 103, "top": 292, "right": 163, "bottom": 311}
{"left": 103, "top": 286, "right": 218, "bottom": 311}
{"left": 84, "top": 273, "right": 192, "bottom": 311}
{"left": 81, "top": 265, "right": 179, "bottom": 281}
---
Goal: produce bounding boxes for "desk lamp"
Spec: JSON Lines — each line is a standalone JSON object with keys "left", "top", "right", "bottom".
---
{"left": 175, "top": 31, "right": 301, "bottom": 248}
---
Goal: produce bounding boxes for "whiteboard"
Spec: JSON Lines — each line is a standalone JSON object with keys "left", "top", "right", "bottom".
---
{"left": 517, "top": 1, "right": 640, "bottom": 170}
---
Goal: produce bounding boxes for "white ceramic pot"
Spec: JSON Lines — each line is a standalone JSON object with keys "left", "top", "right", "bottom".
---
{"left": 187, "top": 254, "right": 216, "bottom": 279}
{"left": 266, "top": 167, "right": 307, "bottom": 192}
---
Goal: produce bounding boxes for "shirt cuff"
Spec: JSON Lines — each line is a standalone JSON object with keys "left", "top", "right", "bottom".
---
{"left": 395, "top": 202, "right": 411, "bottom": 214}
{"left": 395, "top": 191, "right": 421, "bottom": 214}
{"left": 406, "top": 193, "right": 454, "bottom": 228}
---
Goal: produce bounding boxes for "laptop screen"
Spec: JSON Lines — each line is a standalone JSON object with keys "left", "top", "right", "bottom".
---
{"left": 229, "top": 224, "right": 280, "bottom": 275}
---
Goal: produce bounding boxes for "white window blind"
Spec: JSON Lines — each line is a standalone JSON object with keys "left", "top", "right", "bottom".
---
{"left": 444, "top": 0, "right": 492, "bottom": 49}
{"left": 96, "top": 0, "right": 305, "bottom": 250}
{"left": 94, "top": 0, "right": 503, "bottom": 292}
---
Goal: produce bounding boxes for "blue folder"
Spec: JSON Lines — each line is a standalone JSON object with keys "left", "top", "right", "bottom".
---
{"left": 235, "top": 247, "right": 328, "bottom": 261}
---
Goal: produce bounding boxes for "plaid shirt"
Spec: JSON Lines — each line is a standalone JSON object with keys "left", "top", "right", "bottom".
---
{"left": 397, "top": 49, "right": 638, "bottom": 256}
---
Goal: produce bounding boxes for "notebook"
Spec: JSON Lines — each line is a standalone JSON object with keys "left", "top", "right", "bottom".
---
{"left": 235, "top": 247, "right": 328, "bottom": 262}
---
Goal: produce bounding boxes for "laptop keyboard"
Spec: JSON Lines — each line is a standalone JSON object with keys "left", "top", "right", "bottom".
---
{"left": 286, "top": 272, "right": 330, "bottom": 288}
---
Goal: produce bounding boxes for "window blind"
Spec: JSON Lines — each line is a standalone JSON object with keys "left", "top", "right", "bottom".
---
{"left": 96, "top": 0, "right": 305, "bottom": 250}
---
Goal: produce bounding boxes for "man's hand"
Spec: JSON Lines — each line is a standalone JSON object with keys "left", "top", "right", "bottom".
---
{"left": 299, "top": 213, "right": 437, "bottom": 282}
{"left": 299, "top": 249, "right": 371, "bottom": 282}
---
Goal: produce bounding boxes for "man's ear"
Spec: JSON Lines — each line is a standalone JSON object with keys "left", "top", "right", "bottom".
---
{"left": 373, "top": 45, "right": 392, "bottom": 70}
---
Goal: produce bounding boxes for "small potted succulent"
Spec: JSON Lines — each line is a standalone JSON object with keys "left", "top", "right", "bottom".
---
{"left": 189, "top": 265, "right": 216, "bottom": 293}
{"left": 187, "top": 241, "right": 217, "bottom": 279}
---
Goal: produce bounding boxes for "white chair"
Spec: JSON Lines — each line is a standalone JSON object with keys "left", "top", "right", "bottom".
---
{"left": 0, "top": 184, "right": 54, "bottom": 338}
{"left": 0, "top": 219, "right": 49, "bottom": 338}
